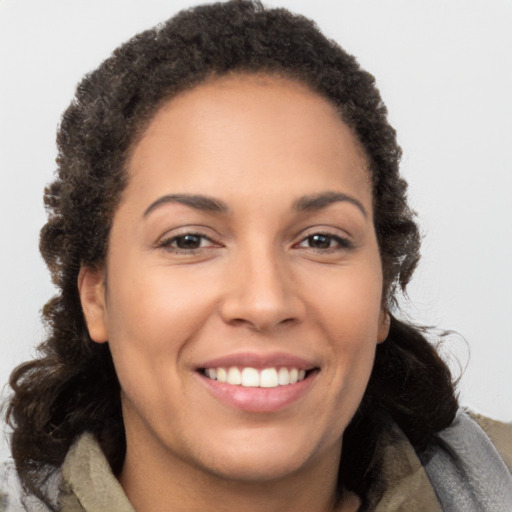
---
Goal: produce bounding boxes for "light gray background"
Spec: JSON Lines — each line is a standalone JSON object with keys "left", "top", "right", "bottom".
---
{"left": 1, "top": 0, "right": 511, "bottom": 462}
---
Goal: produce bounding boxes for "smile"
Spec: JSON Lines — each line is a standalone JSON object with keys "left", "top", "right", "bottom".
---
{"left": 202, "top": 366, "right": 308, "bottom": 388}
{"left": 196, "top": 353, "right": 319, "bottom": 412}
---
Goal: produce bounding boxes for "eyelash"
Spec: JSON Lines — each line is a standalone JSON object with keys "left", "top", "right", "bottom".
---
{"left": 157, "top": 233, "right": 217, "bottom": 252}
{"left": 295, "top": 232, "right": 354, "bottom": 252}
{"left": 157, "top": 231, "right": 353, "bottom": 254}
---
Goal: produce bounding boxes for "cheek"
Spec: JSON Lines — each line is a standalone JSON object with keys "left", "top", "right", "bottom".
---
{"left": 308, "top": 259, "right": 383, "bottom": 397}
{"left": 106, "top": 266, "right": 213, "bottom": 348}
{"left": 310, "top": 261, "right": 384, "bottom": 339}
{"left": 104, "top": 268, "right": 215, "bottom": 415}
{"left": 321, "top": 309, "right": 378, "bottom": 432}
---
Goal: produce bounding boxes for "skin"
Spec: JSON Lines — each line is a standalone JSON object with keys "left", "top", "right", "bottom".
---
{"left": 79, "top": 74, "right": 389, "bottom": 512}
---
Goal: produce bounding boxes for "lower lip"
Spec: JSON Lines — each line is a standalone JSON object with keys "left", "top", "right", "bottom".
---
{"left": 198, "top": 372, "right": 317, "bottom": 413}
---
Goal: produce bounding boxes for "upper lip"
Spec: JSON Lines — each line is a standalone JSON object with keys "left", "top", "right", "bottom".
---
{"left": 197, "top": 352, "right": 318, "bottom": 371}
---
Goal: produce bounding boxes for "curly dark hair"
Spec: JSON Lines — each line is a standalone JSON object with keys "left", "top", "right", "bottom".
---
{"left": 6, "top": 0, "right": 457, "bottom": 507}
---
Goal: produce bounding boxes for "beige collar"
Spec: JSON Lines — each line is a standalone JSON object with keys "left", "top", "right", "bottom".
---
{"left": 60, "top": 432, "right": 135, "bottom": 512}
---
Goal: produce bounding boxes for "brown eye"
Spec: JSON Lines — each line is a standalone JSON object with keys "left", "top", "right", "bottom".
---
{"left": 174, "top": 234, "right": 203, "bottom": 249}
{"left": 306, "top": 234, "right": 332, "bottom": 249}
{"left": 158, "top": 233, "right": 213, "bottom": 251}
{"left": 297, "top": 232, "right": 353, "bottom": 251}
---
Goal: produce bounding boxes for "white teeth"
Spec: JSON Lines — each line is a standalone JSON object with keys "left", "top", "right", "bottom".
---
{"left": 204, "top": 366, "right": 309, "bottom": 387}
{"left": 217, "top": 367, "right": 227, "bottom": 383}
{"left": 260, "top": 368, "right": 278, "bottom": 388}
{"left": 278, "top": 367, "right": 290, "bottom": 385}
{"left": 227, "top": 367, "right": 242, "bottom": 385}
{"left": 241, "top": 367, "right": 259, "bottom": 387}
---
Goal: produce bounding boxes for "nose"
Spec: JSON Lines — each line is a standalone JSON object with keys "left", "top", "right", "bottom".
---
{"left": 219, "top": 246, "right": 305, "bottom": 332}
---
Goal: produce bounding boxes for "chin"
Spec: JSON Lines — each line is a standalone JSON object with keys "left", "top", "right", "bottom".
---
{"left": 202, "top": 451, "right": 311, "bottom": 484}
{"left": 192, "top": 429, "right": 333, "bottom": 484}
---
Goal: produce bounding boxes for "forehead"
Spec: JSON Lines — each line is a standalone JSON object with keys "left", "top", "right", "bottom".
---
{"left": 126, "top": 73, "right": 372, "bottom": 208}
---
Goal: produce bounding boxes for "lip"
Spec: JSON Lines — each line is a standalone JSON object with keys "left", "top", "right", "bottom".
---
{"left": 195, "top": 352, "right": 319, "bottom": 413}
{"left": 197, "top": 351, "right": 317, "bottom": 371}
{"left": 198, "top": 371, "right": 318, "bottom": 412}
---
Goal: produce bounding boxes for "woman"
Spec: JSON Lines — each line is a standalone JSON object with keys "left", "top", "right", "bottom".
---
{"left": 5, "top": 1, "right": 512, "bottom": 510}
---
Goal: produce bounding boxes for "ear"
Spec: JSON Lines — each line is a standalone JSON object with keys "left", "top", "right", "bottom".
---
{"left": 78, "top": 266, "right": 108, "bottom": 343}
{"left": 377, "top": 309, "right": 390, "bottom": 344}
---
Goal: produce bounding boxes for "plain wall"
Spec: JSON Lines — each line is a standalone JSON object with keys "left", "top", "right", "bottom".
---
{"left": 1, "top": 0, "right": 511, "bottom": 462}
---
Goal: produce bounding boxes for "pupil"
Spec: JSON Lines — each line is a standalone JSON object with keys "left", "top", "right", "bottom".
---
{"left": 177, "top": 235, "right": 201, "bottom": 249}
{"left": 309, "top": 234, "right": 330, "bottom": 249}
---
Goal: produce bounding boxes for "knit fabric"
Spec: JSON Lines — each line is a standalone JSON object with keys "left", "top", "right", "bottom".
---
{"left": 1, "top": 410, "right": 510, "bottom": 511}
{"left": 424, "top": 411, "right": 512, "bottom": 511}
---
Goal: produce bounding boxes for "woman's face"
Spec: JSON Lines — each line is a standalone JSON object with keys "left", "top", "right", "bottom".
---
{"left": 81, "top": 74, "right": 389, "bottom": 484}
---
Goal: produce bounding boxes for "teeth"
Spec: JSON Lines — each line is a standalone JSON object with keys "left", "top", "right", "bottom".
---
{"left": 278, "top": 367, "right": 290, "bottom": 385}
{"left": 217, "top": 367, "right": 227, "bottom": 383}
{"left": 260, "top": 368, "right": 278, "bottom": 388}
{"left": 203, "top": 366, "right": 309, "bottom": 387}
{"left": 227, "top": 367, "right": 242, "bottom": 385}
{"left": 241, "top": 367, "right": 259, "bottom": 387}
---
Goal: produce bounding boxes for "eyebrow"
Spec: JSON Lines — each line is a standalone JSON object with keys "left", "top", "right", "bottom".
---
{"left": 143, "top": 191, "right": 367, "bottom": 219}
{"left": 293, "top": 191, "right": 368, "bottom": 218}
{"left": 143, "top": 194, "right": 229, "bottom": 217}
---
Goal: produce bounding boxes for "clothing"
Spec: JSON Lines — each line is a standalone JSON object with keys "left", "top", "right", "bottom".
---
{"left": 58, "top": 410, "right": 512, "bottom": 512}
{"left": 2, "top": 410, "right": 511, "bottom": 511}
{"left": 367, "top": 411, "right": 512, "bottom": 511}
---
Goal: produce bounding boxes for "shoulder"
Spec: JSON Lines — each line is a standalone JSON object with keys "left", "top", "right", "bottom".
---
{"left": 370, "top": 410, "right": 512, "bottom": 511}
{"left": 0, "top": 459, "right": 58, "bottom": 512}
{"left": 0, "top": 432, "right": 133, "bottom": 512}
{"left": 467, "top": 410, "right": 512, "bottom": 472}
{"left": 423, "top": 410, "right": 512, "bottom": 511}
{"left": 59, "top": 432, "right": 135, "bottom": 512}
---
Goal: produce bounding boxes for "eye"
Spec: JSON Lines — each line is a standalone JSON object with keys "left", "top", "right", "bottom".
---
{"left": 158, "top": 233, "right": 215, "bottom": 251}
{"left": 297, "top": 233, "right": 353, "bottom": 250}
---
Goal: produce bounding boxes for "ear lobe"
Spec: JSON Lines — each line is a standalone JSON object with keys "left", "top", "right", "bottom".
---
{"left": 78, "top": 266, "right": 108, "bottom": 343}
{"left": 377, "top": 310, "right": 390, "bottom": 344}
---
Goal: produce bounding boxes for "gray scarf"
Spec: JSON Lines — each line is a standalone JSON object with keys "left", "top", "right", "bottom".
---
{"left": 424, "top": 411, "right": 512, "bottom": 511}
